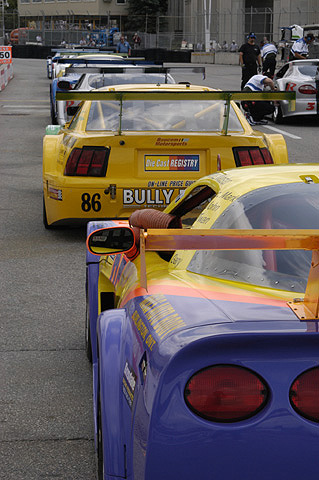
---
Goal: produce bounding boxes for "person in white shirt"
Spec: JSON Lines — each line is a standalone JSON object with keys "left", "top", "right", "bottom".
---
{"left": 241, "top": 74, "right": 275, "bottom": 125}
{"left": 261, "top": 39, "right": 278, "bottom": 78}
{"left": 290, "top": 33, "right": 314, "bottom": 60}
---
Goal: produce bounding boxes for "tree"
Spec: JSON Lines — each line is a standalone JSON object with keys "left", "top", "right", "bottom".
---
{"left": 127, "top": 0, "right": 168, "bottom": 33}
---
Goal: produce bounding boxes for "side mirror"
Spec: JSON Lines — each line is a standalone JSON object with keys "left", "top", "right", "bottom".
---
{"left": 66, "top": 105, "right": 80, "bottom": 117}
{"left": 87, "top": 226, "right": 135, "bottom": 256}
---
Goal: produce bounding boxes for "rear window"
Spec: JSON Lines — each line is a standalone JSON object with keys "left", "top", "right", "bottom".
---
{"left": 86, "top": 73, "right": 175, "bottom": 89}
{"left": 187, "top": 183, "right": 319, "bottom": 293}
{"left": 296, "top": 63, "right": 319, "bottom": 77}
{"left": 86, "top": 99, "right": 244, "bottom": 132}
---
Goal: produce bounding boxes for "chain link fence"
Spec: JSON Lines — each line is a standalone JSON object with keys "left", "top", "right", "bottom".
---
{"left": 1, "top": 7, "right": 319, "bottom": 51}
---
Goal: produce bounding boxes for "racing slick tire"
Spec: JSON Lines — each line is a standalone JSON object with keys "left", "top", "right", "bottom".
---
{"left": 43, "top": 196, "right": 53, "bottom": 229}
{"left": 273, "top": 103, "right": 283, "bottom": 124}
{"left": 50, "top": 85, "right": 58, "bottom": 125}
{"left": 85, "top": 282, "right": 93, "bottom": 363}
{"left": 97, "top": 396, "right": 104, "bottom": 480}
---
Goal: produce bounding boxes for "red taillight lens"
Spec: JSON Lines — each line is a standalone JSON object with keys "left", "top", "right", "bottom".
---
{"left": 184, "top": 365, "right": 269, "bottom": 422}
{"left": 233, "top": 147, "right": 274, "bottom": 167}
{"left": 298, "top": 84, "right": 317, "bottom": 95}
{"left": 260, "top": 147, "right": 273, "bottom": 164}
{"left": 290, "top": 367, "right": 319, "bottom": 422}
{"left": 64, "top": 146, "right": 110, "bottom": 176}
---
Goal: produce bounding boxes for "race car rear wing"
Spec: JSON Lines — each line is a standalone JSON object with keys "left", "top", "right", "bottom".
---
{"left": 56, "top": 90, "right": 296, "bottom": 135}
{"left": 64, "top": 65, "right": 206, "bottom": 79}
{"left": 139, "top": 228, "right": 319, "bottom": 321}
{"left": 55, "top": 57, "right": 147, "bottom": 65}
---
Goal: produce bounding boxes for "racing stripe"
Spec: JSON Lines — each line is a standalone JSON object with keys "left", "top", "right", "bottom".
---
{"left": 119, "top": 282, "right": 288, "bottom": 309}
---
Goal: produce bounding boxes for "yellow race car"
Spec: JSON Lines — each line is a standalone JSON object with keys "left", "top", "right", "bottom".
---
{"left": 42, "top": 83, "right": 295, "bottom": 228}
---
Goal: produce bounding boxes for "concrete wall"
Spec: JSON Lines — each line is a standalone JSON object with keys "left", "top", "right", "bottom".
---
{"left": 191, "top": 51, "right": 239, "bottom": 65}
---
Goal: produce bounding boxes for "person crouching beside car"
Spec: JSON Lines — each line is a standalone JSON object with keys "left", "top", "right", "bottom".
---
{"left": 241, "top": 74, "right": 275, "bottom": 125}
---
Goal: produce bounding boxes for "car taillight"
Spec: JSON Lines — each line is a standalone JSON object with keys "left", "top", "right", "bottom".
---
{"left": 233, "top": 147, "right": 273, "bottom": 166}
{"left": 64, "top": 146, "right": 110, "bottom": 176}
{"left": 298, "top": 84, "right": 317, "bottom": 95}
{"left": 290, "top": 367, "right": 319, "bottom": 422}
{"left": 184, "top": 365, "right": 269, "bottom": 422}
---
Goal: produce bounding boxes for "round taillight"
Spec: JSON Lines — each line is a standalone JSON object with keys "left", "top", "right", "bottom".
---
{"left": 290, "top": 367, "right": 319, "bottom": 423}
{"left": 298, "top": 84, "right": 317, "bottom": 94}
{"left": 184, "top": 365, "right": 269, "bottom": 422}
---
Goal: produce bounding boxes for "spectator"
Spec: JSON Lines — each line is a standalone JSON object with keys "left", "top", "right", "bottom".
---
{"left": 239, "top": 32, "right": 262, "bottom": 89}
{"left": 222, "top": 40, "right": 228, "bottom": 51}
{"left": 36, "top": 34, "right": 42, "bottom": 45}
{"left": 79, "top": 36, "right": 86, "bottom": 46}
{"left": 117, "top": 35, "right": 131, "bottom": 55}
{"left": 241, "top": 74, "right": 275, "bottom": 125}
{"left": 229, "top": 40, "right": 238, "bottom": 52}
{"left": 132, "top": 32, "right": 141, "bottom": 49}
{"left": 60, "top": 38, "right": 66, "bottom": 47}
{"left": 290, "top": 33, "right": 314, "bottom": 60}
{"left": 261, "top": 38, "right": 278, "bottom": 78}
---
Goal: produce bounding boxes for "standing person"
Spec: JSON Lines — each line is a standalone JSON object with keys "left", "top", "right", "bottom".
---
{"left": 290, "top": 33, "right": 314, "bottom": 60}
{"left": 132, "top": 32, "right": 141, "bottom": 49}
{"left": 261, "top": 38, "right": 278, "bottom": 78}
{"left": 229, "top": 40, "right": 238, "bottom": 52}
{"left": 117, "top": 35, "right": 131, "bottom": 56}
{"left": 241, "top": 74, "right": 275, "bottom": 125}
{"left": 239, "top": 32, "right": 262, "bottom": 89}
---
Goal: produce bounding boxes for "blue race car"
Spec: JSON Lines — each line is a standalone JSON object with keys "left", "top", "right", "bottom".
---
{"left": 86, "top": 163, "right": 319, "bottom": 480}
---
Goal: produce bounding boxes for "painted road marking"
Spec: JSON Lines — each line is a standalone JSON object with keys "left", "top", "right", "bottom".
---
{"left": 263, "top": 125, "right": 301, "bottom": 139}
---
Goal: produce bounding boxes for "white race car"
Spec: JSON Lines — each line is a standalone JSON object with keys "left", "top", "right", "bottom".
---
{"left": 273, "top": 59, "right": 319, "bottom": 123}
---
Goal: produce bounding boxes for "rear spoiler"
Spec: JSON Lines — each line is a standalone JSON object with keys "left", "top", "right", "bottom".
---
{"left": 64, "top": 65, "right": 206, "bottom": 78}
{"left": 56, "top": 90, "right": 296, "bottom": 135}
{"left": 55, "top": 57, "right": 147, "bottom": 65}
{"left": 139, "top": 228, "right": 319, "bottom": 321}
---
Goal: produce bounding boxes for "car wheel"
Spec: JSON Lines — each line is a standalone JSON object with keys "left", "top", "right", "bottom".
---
{"left": 273, "top": 104, "right": 283, "bottom": 124}
{"left": 43, "top": 196, "right": 52, "bottom": 229}
{"left": 97, "top": 397, "right": 104, "bottom": 480}
{"left": 50, "top": 85, "right": 58, "bottom": 125}
{"left": 85, "top": 280, "right": 93, "bottom": 363}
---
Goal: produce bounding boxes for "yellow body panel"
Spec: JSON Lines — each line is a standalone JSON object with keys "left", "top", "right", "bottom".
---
{"left": 43, "top": 84, "right": 290, "bottom": 226}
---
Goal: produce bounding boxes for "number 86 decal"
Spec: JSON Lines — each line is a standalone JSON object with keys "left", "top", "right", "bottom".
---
{"left": 81, "top": 193, "right": 101, "bottom": 212}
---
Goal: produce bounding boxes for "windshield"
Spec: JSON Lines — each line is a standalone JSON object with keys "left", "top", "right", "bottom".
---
{"left": 187, "top": 183, "right": 319, "bottom": 292}
{"left": 86, "top": 99, "right": 244, "bottom": 132}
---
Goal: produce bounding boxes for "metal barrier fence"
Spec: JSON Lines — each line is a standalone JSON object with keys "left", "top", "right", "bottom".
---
{"left": 2, "top": 7, "right": 319, "bottom": 49}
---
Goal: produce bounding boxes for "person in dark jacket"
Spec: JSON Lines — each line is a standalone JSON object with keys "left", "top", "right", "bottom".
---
{"left": 239, "top": 32, "right": 262, "bottom": 89}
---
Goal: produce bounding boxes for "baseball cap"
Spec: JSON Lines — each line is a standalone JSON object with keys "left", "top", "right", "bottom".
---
{"left": 248, "top": 32, "right": 256, "bottom": 38}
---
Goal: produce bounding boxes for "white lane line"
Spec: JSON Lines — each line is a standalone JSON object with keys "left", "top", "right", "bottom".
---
{"left": 262, "top": 125, "right": 301, "bottom": 139}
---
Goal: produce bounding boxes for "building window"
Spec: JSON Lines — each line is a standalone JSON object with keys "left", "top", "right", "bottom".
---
{"left": 117, "top": 0, "right": 127, "bottom": 4}
{"left": 20, "top": 0, "right": 30, "bottom": 3}
{"left": 32, "top": 0, "right": 42, "bottom": 3}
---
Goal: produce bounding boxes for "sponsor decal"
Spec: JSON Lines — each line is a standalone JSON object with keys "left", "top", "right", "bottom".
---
{"left": 145, "top": 154, "right": 199, "bottom": 172}
{"left": 155, "top": 137, "right": 189, "bottom": 147}
{"left": 48, "top": 187, "right": 62, "bottom": 201}
{"left": 122, "top": 361, "right": 137, "bottom": 409}
{"left": 123, "top": 188, "right": 175, "bottom": 206}
{"left": 147, "top": 180, "right": 194, "bottom": 188}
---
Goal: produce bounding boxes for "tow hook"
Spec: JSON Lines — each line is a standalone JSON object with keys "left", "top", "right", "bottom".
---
{"left": 104, "top": 184, "right": 116, "bottom": 199}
